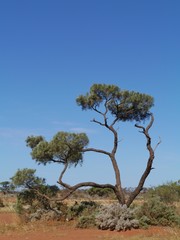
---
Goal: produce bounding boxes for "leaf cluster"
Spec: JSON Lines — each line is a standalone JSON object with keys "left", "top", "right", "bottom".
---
{"left": 87, "top": 187, "right": 114, "bottom": 198}
{"left": 76, "top": 84, "right": 154, "bottom": 122}
{"left": 11, "top": 168, "right": 45, "bottom": 188}
{"left": 26, "top": 132, "right": 89, "bottom": 166}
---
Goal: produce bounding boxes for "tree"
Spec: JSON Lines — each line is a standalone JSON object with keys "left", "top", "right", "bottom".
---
{"left": 26, "top": 84, "right": 160, "bottom": 207}
{"left": 11, "top": 168, "right": 59, "bottom": 209}
{"left": 11, "top": 168, "right": 44, "bottom": 188}
{"left": 0, "top": 181, "right": 15, "bottom": 194}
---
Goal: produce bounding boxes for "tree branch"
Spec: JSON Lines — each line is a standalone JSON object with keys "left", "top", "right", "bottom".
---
{"left": 57, "top": 170, "right": 116, "bottom": 201}
{"left": 126, "top": 114, "right": 161, "bottom": 207}
{"left": 49, "top": 158, "right": 66, "bottom": 164}
{"left": 91, "top": 118, "right": 106, "bottom": 126}
{"left": 26, "top": 183, "right": 51, "bottom": 201}
{"left": 154, "top": 137, "right": 161, "bottom": 152}
{"left": 92, "top": 106, "right": 104, "bottom": 116}
{"left": 82, "top": 147, "right": 110, "bottom": 156}
{"left": 54, "top": 154, "right": 117, "bottom": 201}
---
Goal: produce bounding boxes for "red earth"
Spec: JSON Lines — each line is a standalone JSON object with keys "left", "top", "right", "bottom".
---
{"left": 0, "top": 212, "right": 179, "bottom": 240}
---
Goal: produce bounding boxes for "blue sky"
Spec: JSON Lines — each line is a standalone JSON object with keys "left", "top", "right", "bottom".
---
{"left": 0, "top": 0, "right": 179, "bottom": 188}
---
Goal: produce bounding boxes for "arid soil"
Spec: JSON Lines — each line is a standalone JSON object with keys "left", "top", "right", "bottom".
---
{"left": 0, "top": 212, "right": 179, "bottom": 240}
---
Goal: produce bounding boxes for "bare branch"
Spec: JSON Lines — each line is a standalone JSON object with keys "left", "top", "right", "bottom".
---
{"left": 58, "top": 162, "right": 71, "bottom": 189}
{"left": 57, "top": 179, "right": 115, "bottom": 201}
{"left": 134, "top": 123, "right": 145, "bottom": 132}
{"left": 50, "top": 158, "right": 66, "bottom": 164}
{"left": 126, "top": 114, "right": 158, "bottom": 207}
{"left": 92, "top": 106, "right": 104, "bottom": 116}
{"left": 154, "top": 137, "right": 162, "bottom": 152}
{"left": 91, "top": 118, "right": 105, "bottom": 126}
{"left": 110, "top": 117, "right": 118, "bottom": 127}
{"left": 146, "top": 114, "right": 154, "bottom": 131}
{"left": 82, "top": 147, "right": 110, "bottom": 156}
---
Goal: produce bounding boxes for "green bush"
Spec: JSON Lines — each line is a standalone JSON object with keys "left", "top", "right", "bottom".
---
{"left": 67, "top": 201, "right": 99, "bottom": 228}
{"left": 14, "top": 183, "right": 63, "bottom": 223}
{"left": 146, "top": 181, "right": 180, "bottom": 204}
{"left": 67, "top": 201, "right": 98, "bottom": 219}
{"left": 15, "top": 184, "right": 59, "bottom": 212}
{"left": 136, "top": 197, "right": 180, "bottom": 227}
{"left": 87, "top": 187, "right": 115, "bottom": 198}
{"left": 77, "top": 215, "right": 96, "bottom": 228}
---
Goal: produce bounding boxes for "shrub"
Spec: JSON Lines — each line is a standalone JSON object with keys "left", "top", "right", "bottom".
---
{"left": 77, "top": 215, "right": 96, "bottom": 228}
{"left": 136, "top": 197, "right": 180, "bottom": 227}
{"left": 67, "top": 201, "right": 99, "bottom": 228}
{"left": 87, "top": 187, "right": 115, "bottom": 198}
{"left": 146, "top": 181, "right": 180, "bottom": 204}
{"left": 67, "top": 201, "right": 98, "bottom": 219}
{"left": 14, "top": 199, "right": 24, "bottom": 214}
{"left": 14, "top": 184, "right": 68, "bottom": 222}
{"left": 96, "top": 204, "right": 139, "bottom": 231}
{"left": 15, "top": 184, "right": 59, "bottom": 212}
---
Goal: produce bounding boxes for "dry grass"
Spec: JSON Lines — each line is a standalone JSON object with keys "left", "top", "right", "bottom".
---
{"left": 0, "top": 195, "right": 16, "bottom": 213}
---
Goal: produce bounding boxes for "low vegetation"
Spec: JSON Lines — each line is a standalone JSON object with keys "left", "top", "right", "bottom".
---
{"left": 96, "top": 204, "right": 139, "bottom": 231}
{"left": 0, "top": 180, "right": 179, "bottom": 233}
{"left": 135, "top": 197, "right": 180, "bottom": 228}
{"left": 145, "top": 180, "right": 180, "bottom": 203}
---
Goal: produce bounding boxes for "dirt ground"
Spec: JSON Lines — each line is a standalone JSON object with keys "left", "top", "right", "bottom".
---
{"left": 0, "top": 212, "right": 179, "bottom": 240}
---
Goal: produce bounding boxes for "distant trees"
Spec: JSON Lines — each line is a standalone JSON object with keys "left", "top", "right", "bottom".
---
{"left": 24, "top": 84, "right": 160, "bottom": 207}
{"left": 0, "top": 181, "right": 14, "bottom": 194}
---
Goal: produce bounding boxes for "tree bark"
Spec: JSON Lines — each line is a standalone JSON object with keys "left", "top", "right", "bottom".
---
{"left": 56, "top": 114, "right": 159, "bottom": 207}
{"left": 126, "top": 114, "right": 161, "bottom": 207}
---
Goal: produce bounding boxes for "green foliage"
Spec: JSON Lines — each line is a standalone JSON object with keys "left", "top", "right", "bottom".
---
{"left": 76, "top": 84, "right": 154, "bottom": 122}
{"left": 38, "top": 184, "right": 59, "bottom": 198}
{"left": 146, "top": 181, "right": 180, "bottom": 204}
{"left": 14, "top": 198, "right": 24, "bottom": 214}
{"left": 136, "top": 197, "right": 180, "bottom": 227}
{"left": 11, "top": 168, "right": 45, "bottom": 188}
{"left": 14, "top": 184, "right": 60, "bottom": 221}
{"left": 0, "top": 181, "right": 15, "bottom": 194}
{"left": 77, "top": 215, "right": 96, "bottom": 228}
{"left": 67, "top": 201, "right": 99, "bottom": 228}
{"left": 26, "top": 132, "right": 89, "bottom": 166}
{"left": 87, "top": 187, "right": 114, "bottom": 198}
{"left": 11, "top": 168, "right": 59, "bottom": 215}
{"left": 26, "top": 136, "right": 44, "bottom": 148}
{"left": 17, "top": 184, "right": 59, "bottom": 208}
{"left": 67, "top": 201, "right": 98, "bottom": 218}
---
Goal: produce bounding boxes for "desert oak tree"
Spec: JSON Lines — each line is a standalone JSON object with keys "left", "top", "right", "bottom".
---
{"left": 26, "top": 84, "right": 160, "bottom": 207}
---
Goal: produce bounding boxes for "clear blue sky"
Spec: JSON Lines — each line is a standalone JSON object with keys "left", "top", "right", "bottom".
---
{"left": 0, "top": 0, "right": 179, "bottom": 188}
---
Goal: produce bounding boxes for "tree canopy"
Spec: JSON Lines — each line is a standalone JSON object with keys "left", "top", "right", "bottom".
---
{"left": 76, "top": 84, "right": 154, "bottom": 122}
{"left": 26, "top": 132, "right": 89, "bottom": 166}
{"left": 11, "top": 168, "right": 45, "bottom": 189}
{"left": 24, "top": 84, "right": 159, "bottom": 207}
